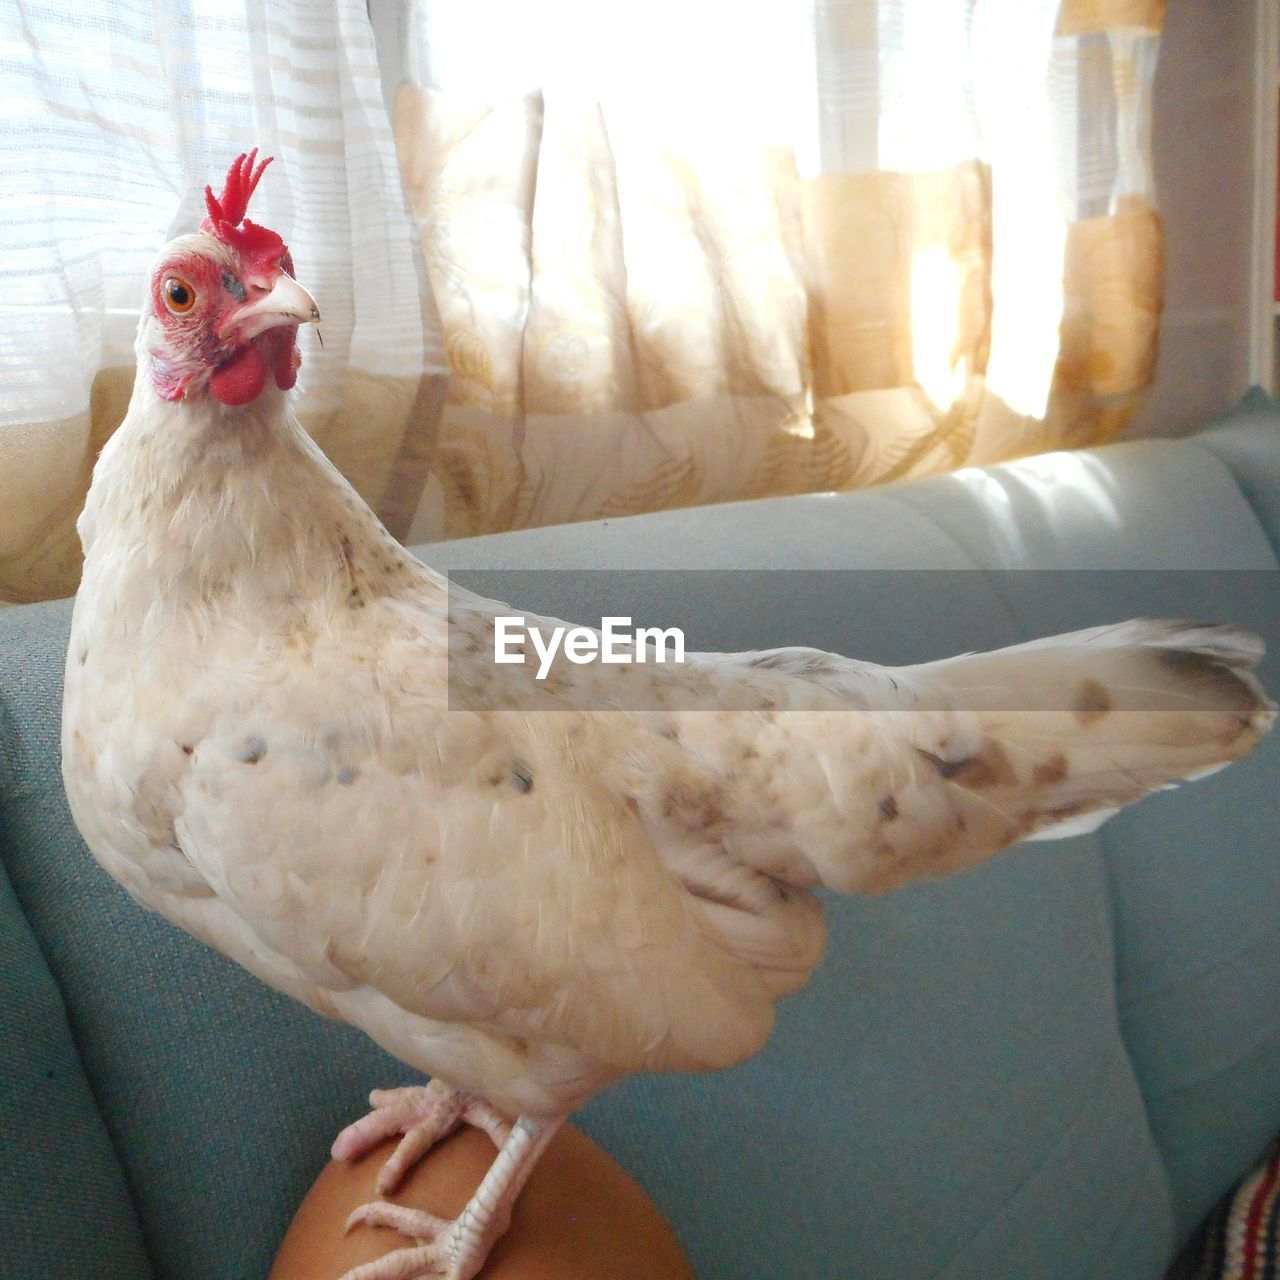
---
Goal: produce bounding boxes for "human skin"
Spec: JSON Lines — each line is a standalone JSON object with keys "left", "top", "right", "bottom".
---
{"left": 269, "top": 1122, "right": 696, "bottom": 1280}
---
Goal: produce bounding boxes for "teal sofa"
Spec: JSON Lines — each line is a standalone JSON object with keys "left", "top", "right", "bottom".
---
{"left": 3, "top": 397, "right": 1278, "bottom": 1280}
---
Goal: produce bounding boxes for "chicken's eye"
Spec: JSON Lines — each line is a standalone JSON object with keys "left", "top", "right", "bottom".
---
{"left": 163, "top": 277, "right": 197, "bottom": 314}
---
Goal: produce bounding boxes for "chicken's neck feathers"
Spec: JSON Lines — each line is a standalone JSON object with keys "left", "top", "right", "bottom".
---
{"left": 81, "top": 361, "right": 429, "bottom": 626}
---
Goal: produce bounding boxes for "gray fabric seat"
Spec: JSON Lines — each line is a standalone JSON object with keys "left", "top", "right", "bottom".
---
{"left": 2, "top": 397, "right": 1278, "bottom": 1280}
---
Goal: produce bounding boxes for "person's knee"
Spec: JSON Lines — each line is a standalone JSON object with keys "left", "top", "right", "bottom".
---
{"left": 270, "top": 1123, "right": 695, "bottom": 1280}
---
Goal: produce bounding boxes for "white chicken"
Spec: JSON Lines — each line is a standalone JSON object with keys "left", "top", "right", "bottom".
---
{"left": 63, "top": 153, "right": 1275, "bottom": 1280}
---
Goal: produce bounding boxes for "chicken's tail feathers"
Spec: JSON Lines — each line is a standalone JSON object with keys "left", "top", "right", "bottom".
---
{"left": 928, "top": 619, "right": 1272, "bottom": 729}
{"left": 659, "top": 621, "right": 1271, "bottom": 900}
{"left": 912, "top": 619, "right": 1274, "bottom": 851}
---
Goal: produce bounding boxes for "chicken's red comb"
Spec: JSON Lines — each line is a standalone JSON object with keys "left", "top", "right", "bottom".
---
{"left": 205, "top": 149, "right": 271, "bottom": 227}
{"left": 201, "top": 149, "right": 288, "bottom": 277}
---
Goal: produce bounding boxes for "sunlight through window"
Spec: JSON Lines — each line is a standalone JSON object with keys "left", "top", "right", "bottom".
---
{"left": 973, "top": 0, "right": 1066, "bottom": 420}
{"left": 910, "top": 245, "right": 966, "bottom": 413}
{"left": 876, "top": 0, "right": 1067, "bottom": 420}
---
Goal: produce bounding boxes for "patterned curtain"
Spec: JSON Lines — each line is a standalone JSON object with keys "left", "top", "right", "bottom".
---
{"left": 0, "top": 0, "right": 1163, "bottom": 601}
{"left": 392, "top": 0, "right": 1164, "bottom": 542}
{"left": 0, "top": 0, "right": 441, "bottom": 605}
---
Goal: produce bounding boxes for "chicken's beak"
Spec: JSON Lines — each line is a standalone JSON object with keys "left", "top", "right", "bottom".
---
{"left": 226, "top": 275, "right": 321, "bottom": 341}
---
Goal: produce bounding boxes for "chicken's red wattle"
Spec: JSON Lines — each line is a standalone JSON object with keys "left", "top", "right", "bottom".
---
{"left": 272, "top": 332, "right": 300, "bottom": 391}
{"left": 209, "top": 343, "right": 268, "bottom": 406}
{"left": 209, "top": 330, "right": 298, "bottom": 405}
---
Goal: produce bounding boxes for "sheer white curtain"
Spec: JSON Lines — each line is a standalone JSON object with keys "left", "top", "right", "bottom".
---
{"left": 0, "top": 0, "right": 443, "bottom": 604}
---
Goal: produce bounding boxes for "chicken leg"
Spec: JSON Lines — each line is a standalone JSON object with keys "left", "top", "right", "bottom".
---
{"left": 333, "top": 1082, "right": 562, "bottom": 1280}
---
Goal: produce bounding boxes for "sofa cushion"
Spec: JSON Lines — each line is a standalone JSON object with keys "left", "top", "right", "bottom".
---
{"left": 1112, "top": 402, "right": 1280, "bottom": 1240}
{"left": 0, "top": 808, "right": 153, "bottom": 1278}
{"left": 0, "top": 598, "right": 423, "bottom": 1280}
{"left": 579, "top": 849, "right": 1174, "bottom": 1280}
{"left": 422, "top": 440, "right": 1268, "bottom": 1279}
{"left": 426, "top": 424, "right": 1280, "bottom": 1276}
{"left": 1106, "top": 722, "right": 1280, "bottom": 1239}
{"left": 1195, "top": 388, "right": 1280, "bottom": 559}
{"left": 874, "top": 406, "right": 1280, "bottom": 1239}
